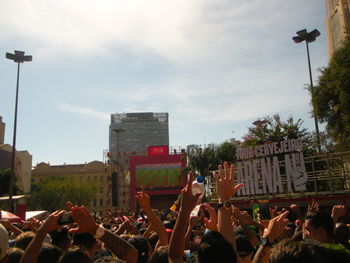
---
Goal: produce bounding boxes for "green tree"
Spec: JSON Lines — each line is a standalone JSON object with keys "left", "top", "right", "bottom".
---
{"left": 29, "top": 176, "right": 98, "bottom": 211}
{"left": 187, "top": 142, "right": 238, "bottom": 176}
{"left": 186, "top": 144, "right": 216, "bottom": 179}
{"left": 216, "top": 142, "right": 238, "bottom": 164}
{"left": 313, "top": 37, "right": 350, "bottom": 151}
{"left": 241, "top": 114, "right": 314, "bottom": 154}
{"left": 186, "top": 142, "right": 237, "bottom": 202}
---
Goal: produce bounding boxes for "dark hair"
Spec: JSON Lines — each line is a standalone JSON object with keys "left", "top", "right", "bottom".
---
{"left": 7, "top": 248, "right": 24, "bottom": 263}
{"left": 95, "top": 256, "right": 126, "bottom": 263}
{"left": 305, "top": 211, "right": 334, "bottom": 237}
{"left": 148, "top": 232, "right": 159, "bottom": 250}
{"left": 58, "top": 246, "right": 92, "bottom": 263}
{"left": 197, "top": 231, "right": 237, "bottom": 263}
{"left": 334, "top": 223, "right": 350, "bottom": 250}
{"left": 270, "top": 239, "right": 330, "bottom": 263}
{"left": 38, "top": 243, "right": 63, "bottom": 263}
{"left": 128, "top": 235, "right": 149, "bottom": 263}
{"left": 235, "top": 234, "right": 253, "bottom": 258}
{"left": 72, "top": 233, "right": 97, "bottom": 250}
{"left": 14, "top": 231, "right": 36, "bottom": 251}
{"left": 50, "top": 228, "right": 70, "bottom": 250}
{"left": 149, "top": 245, "right": 168, "bottom": 263}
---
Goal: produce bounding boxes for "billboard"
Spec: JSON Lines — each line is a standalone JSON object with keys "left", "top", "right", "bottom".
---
{"left": 136, "top": 162, "right": 182, "bottom": 189}
{"left": 130, "top": 154, "right": 186, "bottom": 210}
{"left": 148, "top": 145, "right": 169, "bottom": 156}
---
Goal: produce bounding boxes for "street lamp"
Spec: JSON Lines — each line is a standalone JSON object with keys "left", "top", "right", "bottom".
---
{"left": 292, "top": 29, "right": 321, "bottom": 153}
{"left": 5, "top": 50, "right": 32, "bottom": 212}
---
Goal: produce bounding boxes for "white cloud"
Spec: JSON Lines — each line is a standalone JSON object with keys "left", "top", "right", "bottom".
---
{"left": 56, "top": 103, "right": 109, "bottom": 121}
{"left": 1, "top": 0, "right": 319, "bottom": 65}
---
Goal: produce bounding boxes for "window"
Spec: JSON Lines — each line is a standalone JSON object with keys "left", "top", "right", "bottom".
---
{"left": 100, "top": 199, "right": 103, "bottom": 206}
{"left": 93, "top": 199, "right": 97, "bottom": 207}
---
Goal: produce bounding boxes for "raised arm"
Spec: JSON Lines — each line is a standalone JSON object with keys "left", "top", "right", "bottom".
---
{"left": 213, "top": 162, "right": 243, "bottom": 251}
{"left": 184, "top": 215, "right": 198, "bottom": 250}
{"left": 70, "top": 206, "right": 138, "bottom": 263}
{"left": 136, "top": 190, "right": 168, "bottom": 249}
{"left": 168, "top": 171, "right": 200, "bottom": 263}
{"left": 19, "top": 210, "right": 64, "bottom": 263}
{"left": 252, "top": 211, "right": 289, "bottom": 263}
{"left": 0, "top": 219, "right": 23, "bottom": 237}
{"left": 331, "top": 205, "right": 347, "bottom": 224}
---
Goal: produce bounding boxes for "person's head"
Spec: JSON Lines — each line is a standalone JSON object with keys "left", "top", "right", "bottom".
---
{"left": 149, "top": 245, "right": 168, "bottom": 263}
{"left": 58, "top": 246, "right": 92, "bottom": 263}
{"left": 72, "top": 233, "right": 98, "bottom": 258}
{"left": 7, "top": 248, "right": 24, "bottom": 263}
{"left": 14, "top": 231, "right": 35, "bottom": 250}
{"left": 235, "top": 234, "right": 253, "bottom": 260}
{"left": 269, "top": 239, "right": 330, "bottom": 263}
{"left": 95, "top": 256, "right": 126, "bottom": 263}
{"left": 148, "top": 232, "right": 159, "bottom": 250}
{"left": 334, "top": 223, "right": 350, "bottom": 250}
{"left": 197, "top": 231, "right": 237, "bottom": 263}
{"left": 128, "top": 235, "right": 149, "bottom": 263}
{"left": 0, "top": 223, "right": 9, "bottom": 262}
{"left": 304, "top": 211, "right": 334, "bottom": 243}
{"left": 38, "top": 243, "right": 63, "bottom": 263}
{"left": 50, "top": 227, "right": 71, "bottom": 250}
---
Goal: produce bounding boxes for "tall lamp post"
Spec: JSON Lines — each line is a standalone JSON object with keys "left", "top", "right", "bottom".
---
{"left": 5, "top": 50, "right": 32, "bottom": 212}
{"left": 292, "top": 29, "right": 322, "bottom": 153}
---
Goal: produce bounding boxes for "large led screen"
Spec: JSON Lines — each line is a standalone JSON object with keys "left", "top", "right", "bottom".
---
{"left": 135, "top": 162, "right": 182, "bottom": 188}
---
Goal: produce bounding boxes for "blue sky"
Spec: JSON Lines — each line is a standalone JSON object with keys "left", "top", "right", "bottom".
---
{"left": 0, "top": 0, "right": 328, "bottom": 165}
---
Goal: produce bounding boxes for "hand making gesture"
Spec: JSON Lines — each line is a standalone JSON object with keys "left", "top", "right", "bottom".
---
{"left": 213, "top": 162, "right": 243, "bottom": 202}
{"left": 202, "top": 203, "right": 218, "bottom": 231}
{"left": 181, "top": 171, "right": 201, "bottom": 213}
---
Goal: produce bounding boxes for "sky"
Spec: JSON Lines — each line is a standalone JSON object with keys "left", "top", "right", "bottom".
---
{"left": 0, "top": 0, "right": 329, "bottom": 165}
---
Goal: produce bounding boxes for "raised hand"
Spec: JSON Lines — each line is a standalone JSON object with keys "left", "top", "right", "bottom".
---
{"left": 69, "top": 206, "right": 98, "bottom": 235}
{"left": 135, "top": 190, "right": 152, "bottom": 211}
{"left": 308, "top": 199, "right": 319, "bottom": 212}
{"left": 41, "top": 210, "right": 65, "bottom": 233}
{"left": 263, "top": 211, "right": 289, "bottom": 243}
{"left": 332, "top": 205, "right": 347, "bottom": 223}
{"left": 202, "top": 203, "right": 217, "bottom": 231}
{"left": 213, "top": 162, "right": 243, "bottom": 202}
{"left": 181, "top": 171, "right": 201, "bottom": 213}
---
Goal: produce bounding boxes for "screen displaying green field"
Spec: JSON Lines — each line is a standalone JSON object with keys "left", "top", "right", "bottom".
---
{"left": 136, "top": 163, "right": 182, "bottom": 188}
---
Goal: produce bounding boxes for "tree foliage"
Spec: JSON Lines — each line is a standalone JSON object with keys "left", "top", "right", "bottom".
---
{"left": 241, "top": 114, "right": 311, "bottom": 147}
{"left": 29, "top": 176, "right": 98, "bottom": 211}
{"left": 186, "top": 142, "right": 237, "bottom": 178}
{"left": 313, "top": 37, "right": 350, "bottom": 151}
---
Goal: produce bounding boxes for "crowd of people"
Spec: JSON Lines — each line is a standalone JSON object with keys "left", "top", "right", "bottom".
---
{"left": 0, "top": 162, "right": 350, "bottom": 263}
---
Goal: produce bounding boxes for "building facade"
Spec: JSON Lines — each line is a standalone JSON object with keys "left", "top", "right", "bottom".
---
{"left": 109, "top": 112, "right": 169, "bottom": 172}
{"left": 31, "top": 161, "right": 112, "bottom": 212}
{"left": 0, "top": 144, "right": 32, "bottom": 194}
{"left": 326, "top": 0, "right": 350, "bottom": 56}
{"left": 0, "top": 115, "right": 32, "bottom": 194}
{"left": 108, "top": 112, "right": 169, "bottom": 208}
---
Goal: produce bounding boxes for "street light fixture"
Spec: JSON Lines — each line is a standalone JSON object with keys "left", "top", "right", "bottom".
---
{"left": 5, "top": 50, "right": 32, "bottom": 212}
{"left": 292, "top": 29, "right": 321, "bottom": 153}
